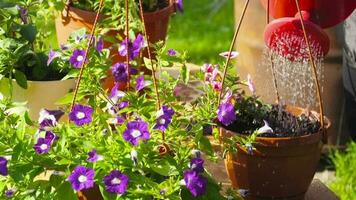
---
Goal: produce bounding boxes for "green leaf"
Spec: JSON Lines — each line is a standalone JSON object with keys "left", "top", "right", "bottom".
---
{"left": 20, "top": 24, "right": 37, "bottom": 43}
{"left": 150, "top": 160, "right": 178, "bottom": 176}
{"left": 14, "top": 69, "right": 27, "bottom": 89}
{"left": 180, "top": 64, "right": 189, "bottom": 84}
{"left": 55, "top": 182, "right": 77, "bottom": 200}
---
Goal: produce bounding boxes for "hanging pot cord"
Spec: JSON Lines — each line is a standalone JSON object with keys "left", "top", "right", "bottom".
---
{"left": 70, "top": 0, "right": 105, "bottom": 111}
{"left": 294, "top": 0, "right": 327, "bottom": 143}
{"left": 217, "top": 0, "right": 249, "bottom": 105}
{"left": 138, "top": 0, "right": 165, "bottom": 143}
{"left": 266, "top": 0, "right": 281, "bottom": 103}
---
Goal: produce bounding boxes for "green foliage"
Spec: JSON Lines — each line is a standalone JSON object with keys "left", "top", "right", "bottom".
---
{"left": 0, "top": 1, "right": 63, "bottom": 87}
{"left": 330, "top": 142, "right": 356, "bottom": 199}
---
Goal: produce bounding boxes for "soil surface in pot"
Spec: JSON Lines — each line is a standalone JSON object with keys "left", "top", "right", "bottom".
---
{"left": 220, "top": 104, "right": 321, "bottom": 137}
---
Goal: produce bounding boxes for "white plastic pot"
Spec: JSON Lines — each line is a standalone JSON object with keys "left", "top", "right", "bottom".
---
{"left": 0, "top": 78, "right": 76, "bottom": 119}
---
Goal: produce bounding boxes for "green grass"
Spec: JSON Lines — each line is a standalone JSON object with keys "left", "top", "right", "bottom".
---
{"left": 329, "top": 142, "right": 356, "bottom": 200}
{"left": 166, "top": 0, "right": 234, "bottom": 64}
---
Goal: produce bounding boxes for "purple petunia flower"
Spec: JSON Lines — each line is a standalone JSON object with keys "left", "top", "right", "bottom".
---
{"left": 111, "top": 63, "right": 129, "bottom": 82}
{"left": 136, "top": 76, "right": 151, "bottom": 92}
{"left": 33, "top": 137, "right": 52, "bottom": 154}
{"left": 4, "top": 188, "right": 15, "bottom": 197}
{"left": 16, "top": 5, "right": 28, "bottom": 24}
{"left": 219, "top": 51, "right": 239, "bottom": 59}
{"left": 69, "top": 104, "right": 93, "bottom": 126}
{"left": 190, "top": 158, "right": 204, "bottom": 173}
{"left": 38, "top": 109, "right": 63, "bottom": 131}
{"left": 245, "top": 143, "right": 254, "bottom": 155}
{"left": 123, "top": 120, "right": 150, "bottom": 146}
{"left": 167, "top": 49, "right": 177, "bottom": 56}
{"left": 217, "top": 103, "right": 236, "bottom": 126}
{"left": 0, "top": 157, "right": 8, "bottom": 176}
{"left": 154, "top": 106, "right": 175, "bottom": 131}
{"left": 103, "top": 170, "right": 129, "bottom": 194}
{"left": 67, "top": 166, "right": 95, "bottom": 191}
{"left": 96, "top": 36, "right": 104, "bottom": 52}
{"left": 117, "top": 101, "right": 128, "bottom": 110}
{"left": 183, "top": 170, "right": 207, "bottom": 197}
{"left": 119, "top": 34, "right": 144, "bottom": 60}
{"left": 38, "top": 110, "right": 57, "bottom": 131}
{"left": 47, "top": 49, "right": 60, "bottom": 66}
{"left": 87, "top": 149, "right": 103, "bottom": 163}
{"left": 176, "top": 0, "right": 183, "bottom": 13}
{"left": 201, "top": 64, "right": 214, "bottom": 73}
{"left": 69, "top": 49, "right": 86, "bottom": 68}
{"left": 60, "top": 44, "right": 69, "bottom": 50}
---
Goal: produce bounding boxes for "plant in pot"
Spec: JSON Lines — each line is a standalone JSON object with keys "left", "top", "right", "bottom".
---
{"left": 0, "top": 28, "right": 228, "bottom": 199}
{"left": 51, "top": 0, "right": 182, "bottom": 48}
{"left": 0, "top": 2, "right": 81, "bottom": 119}
{"left": 189, "top": 49, "right": 330, "bottom": 199}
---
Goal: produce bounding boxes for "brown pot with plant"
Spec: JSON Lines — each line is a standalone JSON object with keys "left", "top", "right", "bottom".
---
{"left": 220, "top": 105, "right": 330, "bottom": 200}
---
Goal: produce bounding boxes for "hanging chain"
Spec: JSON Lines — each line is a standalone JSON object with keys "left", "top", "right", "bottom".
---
{"left": 217, "top": 0, "right": 250, "bottom": 106}
{"left": 70, "top": 0, "right": 105, "bottom": 111}
{"left": 138, "top": 0, "right": 162, "bottom": 110}
{"left": 266, "top": 0, "right": 280, "bottom": 103}
{"left": 138, "top": 0, "right": 164, "bottom": 142}
{"left": 125, "top": 0, "right": 131, "bottom": 90}
{"left": 294, "top": 0, "right": 326, "bottom": 142}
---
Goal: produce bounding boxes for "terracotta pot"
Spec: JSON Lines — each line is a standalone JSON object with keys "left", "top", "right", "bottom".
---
{"left": 0, "top": 78, "right": 75, "bottom": 119}
{"left": 222, "top": 106, "right": 330, "bottom": 200}
{"left": 55, "top": 3, "right": 175, "bottom": 91}
{"left": 55, "top": 6, "right": 102, "bottom": 46}
{"left": 77, "top": 184, "right": 103, "bottom": 200}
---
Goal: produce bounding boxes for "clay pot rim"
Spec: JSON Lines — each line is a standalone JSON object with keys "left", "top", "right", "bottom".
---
{"left": 3, "top": 77, "right": 75, "bottom": 83}
{"left": 62, "top": 6, "right": 102, "bottom": 23}
{"left": 220, "top": 105, "right": 331, "bottom": 147}
{"left": 142, "top": 3, "right": 175, "bottom": 22}
{"left": 63, "top": 2, "right": 174, "bottom": 23}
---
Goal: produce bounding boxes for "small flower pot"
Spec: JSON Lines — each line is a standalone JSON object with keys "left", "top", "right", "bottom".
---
{"left": 221, "top": 106, "right": 330, "bottom": 200}
{"left": 0, "top": 78, "right": 75, "bottom": 119}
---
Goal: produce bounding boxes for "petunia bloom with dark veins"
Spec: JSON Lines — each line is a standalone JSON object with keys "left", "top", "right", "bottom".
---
{"left": 67, "top": 166, "right": 95, "bottom": 191}
{"left": 69, "top": 49, "right": 86, "bottom": 68}
{"left": 69, "top": 104, "right": 93, "bottom": 126}
{"left": 87, "top": 149, "right": 103, "bottom": 163}
{"left": 217, "top": 103, "right": 236, "bottom": 126}
{"left": 183, "top": 170, "right": 207, "bottom": 197}
{"left": 123, "top": 120, "right": 150, "bottom": 146}
{"left": 96, "top": 36, "right": 104, "bottom": 52}
{"left": 38, "top": 109, "right": 64, "bottom": 131}
{"left": 33, "top": 137, "right": 52, "bottom": 154}
{"left": 111, "top": 63, "right": 138, "bottom": 82}
{"left": 176, "top": 0, "right": 183, "bottom": 12}
{"left": 0, "top": 157, "right": 8, "bottom": 176}
{"left": 167, "top": 48, "right": 177, "bottom": 56}
{"left": 47, "top": 49, "right": 60, "bottom": 66}
{"left": 103, "top": 170, "right": 129, "bottom": 194}
{"left": 135, "top": 75, "right": 151, "bottom": 92}
{"left": 4, "top": 188, "right": 16, "bottom": 197}
{"left": 189, "top": 158, "right": 205, "bottom": 173}
{"left": 118, "top": 34, "right": 144, "bottom": 60}
{"left": 154, "top": 106, "right": 175, "bottom": 131}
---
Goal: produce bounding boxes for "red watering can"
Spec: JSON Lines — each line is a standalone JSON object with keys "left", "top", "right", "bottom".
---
{"left": 261, "top": 0, "right": 356, "bottom": 60}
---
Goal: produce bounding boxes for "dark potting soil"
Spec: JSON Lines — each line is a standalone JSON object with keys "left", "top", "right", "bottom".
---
{"left": 222, "top": 104, "right": 321, "bottom": 138}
